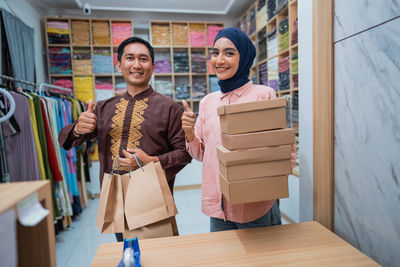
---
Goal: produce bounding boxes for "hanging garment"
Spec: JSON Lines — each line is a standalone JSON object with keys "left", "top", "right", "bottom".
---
{"left": 1, "top": 91, "right": 41, "bottom": 181}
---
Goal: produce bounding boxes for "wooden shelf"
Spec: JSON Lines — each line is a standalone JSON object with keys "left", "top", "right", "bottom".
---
{"left": 279, "top": 89, "right": 291, "bottom": 94}
{"left": 49, "top": 74, "right": 72, "bottom": 77}
{"left": 267, "top": 55, "right": 278, "bottom": 61}
{"left": 292, "top": 87, "right": 298, "bottom": 91}
{"left": 154, "top": 73, "right": 173, "bottom": 76}
{"left": 267, "top": 15, "right": 277, "bottom": 24}
{"left": 48, "top": 43, "right": 70, "bottom": 47}
{"left": 94, "top": 74, "right": 113, "bottom": 77}
{"left": 279, "top": 48, "right": 290, "bottom": 55}
{"left": 258, "top": 58, "right": 268, "bottom": 65}
{"left": 45, "top": 17, "right": 133, "bottom": 102}
{"left": 291, "top": 43, "right": 298, "bottom": 49}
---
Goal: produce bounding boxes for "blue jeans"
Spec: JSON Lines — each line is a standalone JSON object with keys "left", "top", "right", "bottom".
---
{"left": 210, "top": 200, "right": 282, "bottom": 232}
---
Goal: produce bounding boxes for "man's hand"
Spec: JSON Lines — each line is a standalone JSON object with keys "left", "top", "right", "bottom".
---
{"left": 181, "top": 100, "right": 196, "bottom": 142}
{"left": 119, "top": 148, "right": 159, "bottom": 168}
{"left": 74, "top": 99, "right": 97, "bottom": 135}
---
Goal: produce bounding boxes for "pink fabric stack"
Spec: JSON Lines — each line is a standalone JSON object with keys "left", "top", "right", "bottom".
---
{"left": 112, "top": 22, "right": 132, "bottom": 46}
{"left": 207, "top": 25, "right": 224, "bottom": 47}
{"left": 190, "top": 24, "right": 206, "bottom": 47}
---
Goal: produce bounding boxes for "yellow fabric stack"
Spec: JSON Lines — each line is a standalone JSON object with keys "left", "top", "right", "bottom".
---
{"left": 172, "top": 23, "right": 188, "bottom": 46}
{"left": 74, "top": 76, "right": 94, "bottom": 103}
{"left": 151, "top": 24, "right": 170, "bottom": 46}
{"left": 92, "top": 21, "right": 110, "bottom": 45}
{"left": 71, "top": 21, "right": 90, "bottom": 45}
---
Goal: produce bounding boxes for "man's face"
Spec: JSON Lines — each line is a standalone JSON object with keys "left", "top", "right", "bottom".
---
{"left": 117, "top": 42, "right": 155, "bottom": 88}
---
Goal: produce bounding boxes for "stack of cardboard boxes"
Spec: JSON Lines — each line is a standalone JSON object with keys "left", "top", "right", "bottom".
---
{"left": 217, "top": 98, "right": 295, "bottom": 204}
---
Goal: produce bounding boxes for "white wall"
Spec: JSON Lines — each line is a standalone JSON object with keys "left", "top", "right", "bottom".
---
{"left": 0, "top": 0, "right": 47, "bottom": 83}
{"left": 298, "top": 0, "right": 313, "bottom": 222}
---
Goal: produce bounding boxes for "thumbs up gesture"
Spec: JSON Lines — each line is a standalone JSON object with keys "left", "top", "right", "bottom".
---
{"left": 181, "top": 100, "right": 196, "bottom": 142}
{"left": 74, "top": 99, "right": 97, "bottom": 135}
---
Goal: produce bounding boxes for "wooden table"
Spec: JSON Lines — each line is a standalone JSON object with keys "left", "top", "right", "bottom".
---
{"left": 91, "top": 221, "right": 379, "bottom": 266}
{"left": 0, "top": 181, "right": 56, "bottom": 267}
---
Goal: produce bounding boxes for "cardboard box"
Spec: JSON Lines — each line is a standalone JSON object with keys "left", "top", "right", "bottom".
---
{"left": 219, "top": 159, "right": 292, "bottom": 182}
{"left": 221, "top": 128, "right": 295, "bottom": 151}
{"left": 220, "top": 174, "right": 289, "bottom": 204}
{"left": 217, "top": 98, "right": 287, "bottom": 134}
{"left": 217, "top": 145, "right": 292, "bottom": 166}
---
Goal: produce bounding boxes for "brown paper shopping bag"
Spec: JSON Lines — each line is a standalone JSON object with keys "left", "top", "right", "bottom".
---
{"left": 96, "top": 172, "right": 129, "bottom": 233}
{"left": 124, "top": 217, "right": 174, "bottom": 240}
{"left": 124, "top": 161, "right": 178, "bottom": 231}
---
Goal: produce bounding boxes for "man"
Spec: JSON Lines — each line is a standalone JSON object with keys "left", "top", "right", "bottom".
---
{"left": 58, "top": 36, "right": 192, "bottom": 241}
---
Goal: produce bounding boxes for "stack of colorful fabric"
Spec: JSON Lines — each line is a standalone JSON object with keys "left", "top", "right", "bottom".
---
{"left": 267, "top": 0, "right": 276, "bottom": 20}
{"left": 173, "top": 50, "right": 189, "bottom": 73}
{"left": 172, "top": 23, "right": 188, "bottom": 46}
{"left": 209, "top": 76, "right": 219, "bottom": 93}
{"left": 257, "top": 0, "right": 267, "bottom": 31}
{"left": 258, "top": 28, "right": 267, "bottom": 61}
{"left": 192, "top": 76, "right": 207, "bottom": 100}
{"left": 151, "top": 24, "right": 170, "bottom": 46}
{"left": 174, "top": 76, "right": 190, "bottom": 100}
{"left": 267, "top": 28, "right": 278, "bottom": 58}
{"left": 52, "top": 78, "right": 73, "bottom": 91}
{"left": 279, "top": 56, "right": 290, "bottom": 90}
{"left": 49, "top": 48, "right": 71, "bottom": 74}
{"left": 113, "top": 52, "right": 120, "bottom": 73}
{"left": 240, "top": 15, "right": 248, "bottom": 35}
{"left": 207, "top": 25, "right": 223, "bottom": 47}
{"left": 291, "top": 91, "right": 298, "bottom": 128}
{"left": 267, "top": 57, "right": 278, "bottom": 91}
{"left": 190, "top": 24, "right": 206, "bottom": 47}
{"left": 276, "top": 0, "right": 288, "bottom": 13}
{"left": 259, "top": 62, "right": 268, "bottom": 86}
{"left": 154, "top": 50, "right": 171, "bottom": 73}
{"left": 278, "top": 17, "right": 289, "bottom": 52}
{"left": 47, "top": 21, "right": 69, "bottom": 44}
{"left": 92, "top": 21, "right": 110, "bottom": 45}
{"left": 95, "top": 78, "right": 114, "bottom": 102}
{"left": 291, "top": 53, "right": 298, "bottom": 88}
{"left": 291, "top": 18, "right": 298, "bottom": 45}
{"left": 73, "top": 48, "right": 92, "bottom": 75}
{"left": 249, "top": 7, "right": 256, "bottom": 36}
{"left": 93, "top": 48, "right": 112, "bottom": 74}
{"left": 74, "top": 76, "right": 94, "bottom": 103}
{"left": 154, "top": 78, "right": 173, "bottom": 98}
{"left": 115, "top": 79, "right": 127, "bottom": 94}
{"left": 191, "top": 51, "right": 207, "bottom": 73}
{"left": 112, "top": 22, "right": 132, "bottom": 46}
{"left": 154, "top": 77, "right": 173, "bottom": 98}
{"left": 71, "top": 21, "right": 89, "bottom": 45}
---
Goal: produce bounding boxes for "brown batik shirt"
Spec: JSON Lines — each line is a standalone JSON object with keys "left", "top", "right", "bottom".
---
{"left": 58, "top": 87, "right": 192, "bottom": 192}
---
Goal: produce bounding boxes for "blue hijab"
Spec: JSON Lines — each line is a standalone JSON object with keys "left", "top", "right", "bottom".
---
{"left": 213, "top": 27, "right": 256, "bottom": 93}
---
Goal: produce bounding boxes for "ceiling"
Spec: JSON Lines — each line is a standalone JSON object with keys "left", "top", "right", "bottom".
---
{"left": 29, "top": 0, "right": 252, "bottom": 16}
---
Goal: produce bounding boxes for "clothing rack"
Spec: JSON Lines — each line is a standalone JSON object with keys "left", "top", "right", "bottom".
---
{"left": 0, "top": 74, "right": 38, "bottom": 90}
{"left": 0, "top": 75, "right": 73, "bottom": 96}
{"left": 39, "top": 83, "right": 73, "bottom": 96}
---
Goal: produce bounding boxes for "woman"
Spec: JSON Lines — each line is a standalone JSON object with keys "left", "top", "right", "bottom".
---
{"left": 181, "top": 27, "right": 295, "bottom": 232}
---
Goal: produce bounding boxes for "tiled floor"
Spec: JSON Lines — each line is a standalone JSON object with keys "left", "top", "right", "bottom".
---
{"left": 55, "top": 188, "right": 289, "bottom": 266}
{"left": 55, "top": 188, "right": 208, "bottom": 267}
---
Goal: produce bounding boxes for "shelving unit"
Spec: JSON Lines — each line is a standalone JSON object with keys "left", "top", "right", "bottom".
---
{"left": 236, "top": 0, "right": 299, "bottom": 175}
{"left": 45, "top": 17, "right": 133, "bottom": 103}
{"left": 149, "top": 20, "right": 224, "bottom": 114}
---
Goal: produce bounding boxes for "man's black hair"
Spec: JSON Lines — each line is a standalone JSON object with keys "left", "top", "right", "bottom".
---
{"left": 117, "top": 36, "right": 154, "bottom": 64}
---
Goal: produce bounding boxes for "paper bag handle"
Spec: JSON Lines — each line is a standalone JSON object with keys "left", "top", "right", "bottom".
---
{"left": 132, "top": 153, "right": 144, "bottom": 172}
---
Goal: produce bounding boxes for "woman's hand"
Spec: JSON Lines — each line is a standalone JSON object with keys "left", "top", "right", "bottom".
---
{"left": 181, "top": 100, "right": 196, "bottom": 142}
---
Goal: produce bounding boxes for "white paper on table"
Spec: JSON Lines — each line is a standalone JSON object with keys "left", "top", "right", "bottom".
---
{"left": 0, "top": 209, "right": 17, "bottom": 267}
{"left": 17, "top": 192, "right": 49, "bottom": 227}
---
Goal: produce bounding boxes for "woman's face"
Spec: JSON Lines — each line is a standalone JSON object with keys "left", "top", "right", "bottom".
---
{"left": 211, "top": 37, "right": 240, "bottom": 80}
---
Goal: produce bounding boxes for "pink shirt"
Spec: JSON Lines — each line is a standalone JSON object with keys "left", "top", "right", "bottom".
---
{"left": 187, "top": 81, "right": 287, "bottom": 223}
